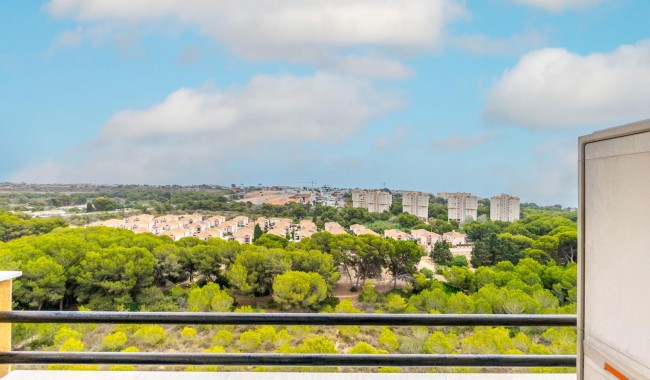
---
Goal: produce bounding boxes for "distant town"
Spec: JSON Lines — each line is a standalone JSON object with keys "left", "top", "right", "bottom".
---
{"left": 0, "top": 182, "right": 538, "bottom": 255}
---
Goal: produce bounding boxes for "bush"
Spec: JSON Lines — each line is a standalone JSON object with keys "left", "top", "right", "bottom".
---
{"left": 133, "top": 325, "right": 166, "bottom": 346}
{"left": 180, "top": 326, "right": 197, "bottom": 340}
{"left": 102, "top": 331, "right": 128, "bottom": 351}
{"left": 213, "top": 329, "right": 233, "bottom": 346}
{"left": 239, "top": 330, "right": 262, "bottom": 351}
{"left": 449, "top": 255, "right": 469, "bottom": 267}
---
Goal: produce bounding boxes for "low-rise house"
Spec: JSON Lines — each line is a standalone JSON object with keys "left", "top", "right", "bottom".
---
{"left": 194, "top": 230, "right": 214, "bottom": 240}
{"left": 266, "top": 227, "right": 288, "bottom": 238}
{"left": 233, "top": 228, "right": 254, "bottom": 244}
{"left": 443, "top": 230, "right": 467, "bottom": 246}
{"left": 154, "top": 215, "right": 179, "bottom": 225}
{"left": 324, "top": 222, "right": 347, "bottom": 235}
{"left": 127, "top": 215, "right": 155, "bottom": 230}
{"left": 205, "top": 228, "right": 228, "bottom": 240}
{"left": 88, "top": 219, "right": 124, "bottom": 228}
{"left": 410, "top": 229, "right": 441, "bottom": 251}
{"left": 270, "top": 217, "right": 292, "bottom": 227}
{"left": 294, "top": 229, "right": 314, "bottom": 242}
{"left": 153, "top": 221, "right": 183, "bottom": 233}
{"left": 350, "top": 224, "right": 380, "bottom": 236}
{"left": 166, "top": 227, "right": 190, "bottom": 241}
{"left": 255, "top": 217, "right": 270, "bottom": 229}
{"left": 231, "top": 216, "right": 250, "bottom": 228}
{"left": 219, "top": 220, "right": 239, "bottom": 234}
{"left": 179, "top": 214, "right": 203, "bottom": 227}
{"left": 384, "top": 229, "right": 411, "bottom": 241}
{"left": 206, "top": 215, "right": 226, "bottom": 227}
{"left": 298, "top": 220, "right": 317, "bottom": 232}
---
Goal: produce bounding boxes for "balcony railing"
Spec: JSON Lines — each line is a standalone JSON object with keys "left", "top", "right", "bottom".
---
{"left": 0, "top": 311, "right": 577, "bottom": 369}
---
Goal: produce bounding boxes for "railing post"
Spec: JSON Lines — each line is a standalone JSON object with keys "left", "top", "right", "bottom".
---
{"left": 0, "top": 272, "right": 21, "bottom": 378}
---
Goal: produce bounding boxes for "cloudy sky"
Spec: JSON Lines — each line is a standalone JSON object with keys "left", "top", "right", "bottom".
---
{"left": 2, "top": 1, "right": 649, "bottom": 206}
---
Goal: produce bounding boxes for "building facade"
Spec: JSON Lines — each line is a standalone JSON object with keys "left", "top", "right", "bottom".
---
{"left": 402, "top": 191, "right": 429, "bottom": 220}
{"left": 447, "top": 192, "right": 478, "bottom": 223}
{"left": 352, "top": 190, "right": 392, "bottom": 213}
{"left": 490, "top": 194, "right": 520, "bottom": 222}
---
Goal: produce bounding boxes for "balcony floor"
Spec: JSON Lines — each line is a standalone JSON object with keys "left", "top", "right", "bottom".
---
{"left": 4, "top": 370, "right": 576, "bottom": 380}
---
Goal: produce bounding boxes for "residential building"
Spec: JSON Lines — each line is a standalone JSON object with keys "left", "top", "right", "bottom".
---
{"left": 410, "top": 229, "right": 441, "bottom": 251}
{"left": 206, "top": 215, "right": 226, "bottom": 227}
{"left": 233, "top": 228, "right": 254, "bottom": 244}
{"left": 490, "top": 194, "right": 520, "bottom": 222}
{"left": 383, "top": 229, "right": 411, "bottom": 241}
{"left": 349, "top": 224, "right": 380, "bottom": 236}
{"left": 402, "top": 191, "right": 429, "bottom": 220}
{"left": 447, "top": 193, "right": 478, "bottom": 223}
{"left": 443, "top": 230, "right": 467, "bottom": 246}
{"left": 324, "top": 222, "right": 347, "bottom": 235}
{"left": 231, "top": 216, "right": 250, "bottom": 228}
{"left": 255, "top": 217, "right": 270, "bottom": 229}
{"left": 351, "top": 190, "right": 392, "bottom": 213}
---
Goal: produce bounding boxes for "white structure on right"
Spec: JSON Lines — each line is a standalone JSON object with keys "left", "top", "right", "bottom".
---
{"left": 489, "top": 194, "right": 520, "bottom": 222}
{"left": 578, "top": 119, "right": 650, "bottom": 379}
{"left": 447, "top": 192, "right": 478, "bottom": 224}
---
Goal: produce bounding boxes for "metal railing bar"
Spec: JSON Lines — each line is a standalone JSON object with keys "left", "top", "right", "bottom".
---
{"left": 0, "top": 352, "right": 577, "bottom": 367}
{"left": 0, "top": 312, "right": 577, "bottom": 326}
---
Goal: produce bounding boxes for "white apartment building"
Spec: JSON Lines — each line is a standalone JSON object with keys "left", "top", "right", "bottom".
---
{"left": 447, "top": 192, "right": 478, "bottom": 224}
{"left": 402, "top": 191, "right": 429, "bottom": 220}
{"left": 351, "top": 190, "right": 392, "bottom": 213}
{"left": 490, "top": 194, "right": 520, "bottom": 222}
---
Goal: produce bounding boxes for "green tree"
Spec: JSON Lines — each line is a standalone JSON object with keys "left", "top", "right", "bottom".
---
{"left": 92, "top": 197, "right": 118, "bottom": 211}
{"left": 272, "top": 271, "right": 327, "bottom": 310}
{"left": 152, "top": 244, "right": 185, "bottom": 286}
{"left": 253, "top": 224, "right": 263, "bottom": 242}
{"left": 14, "top": 256, "right": 66, "bottom": 310}
{"left": 386, "top": 240, "right": 422, "bottom": 289}
{"left": 431, "top": 240, "right": 453, "bottom": 266}
{"left": 75, "top": 247, "right": 155, "bottom": 310}
{"left": 186, "top": 283, "right": 233, "bottom": 312}
{"left": 254, "top": 234, "right": 289, "bottom": 249}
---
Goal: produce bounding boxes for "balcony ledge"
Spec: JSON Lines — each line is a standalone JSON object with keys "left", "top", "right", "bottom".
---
{"left": 4, "top": 370, "right": 576, "bottom": 380}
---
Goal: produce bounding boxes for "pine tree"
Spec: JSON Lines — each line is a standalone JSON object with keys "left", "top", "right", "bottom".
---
{"left": 431, "top": 240, "right": 453, "bottom": 266}
{"left": 253, "top": 224, "right": 263, "bottom": 242}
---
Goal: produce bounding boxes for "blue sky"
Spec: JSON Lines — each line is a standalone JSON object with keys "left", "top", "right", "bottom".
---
{"left": 2, "top": 0, "right": 649, "bottom": 206}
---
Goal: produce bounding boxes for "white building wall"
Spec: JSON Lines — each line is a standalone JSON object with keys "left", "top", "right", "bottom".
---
{"left": 403, "top": 192, "right": 429, "bottom": 220}
{"left": 447, "top": 193, "right": 478, "bottom": 223}
{"left": 579, "top": 120, "right": 650, "bottom": 380}
{"left": 490, "top": 194, "right": 520, "bottom": 222}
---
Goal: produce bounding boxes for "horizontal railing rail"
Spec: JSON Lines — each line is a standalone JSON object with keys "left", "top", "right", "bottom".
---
{"left": 1, "top": 311, "right": 577, "bottom": 368}
{"left": 0, "top": 311, "right": 577, "bottom": 326}
{"left": 0, "top": 352, "right": 576, "bottom": 367}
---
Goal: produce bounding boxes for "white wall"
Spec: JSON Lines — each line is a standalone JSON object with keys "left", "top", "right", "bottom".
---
{"left": 579, "top": 119, "right": 650, "bottom": 379}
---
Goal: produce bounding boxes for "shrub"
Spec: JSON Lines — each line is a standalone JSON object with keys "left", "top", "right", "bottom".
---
{"left": 133, "top": 325, "right": 166, "bottom": 346}
{"left": 102, "top": 331, "right": 128, "bottom": 351}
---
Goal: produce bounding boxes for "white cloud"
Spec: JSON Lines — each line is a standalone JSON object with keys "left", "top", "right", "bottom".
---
{"left": 46, "top": 0, "right": 466, "bottom": 78}
{"left": 50, "top": 26, "right": 85, "bottom": 50}
{"left": 452, "top": 30, "right": 546, "bottom": 55}
{"left": 13, "top": 73, "right": 401, "bottom": 184}
{"left": 432, "top": 132, "right": 499, "bottom": 151}
{"left": 484, "top": 41, "right": 650, "bottom": 129}
{"left": 512, "top": 0, "right": 600, "bottom": 12}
